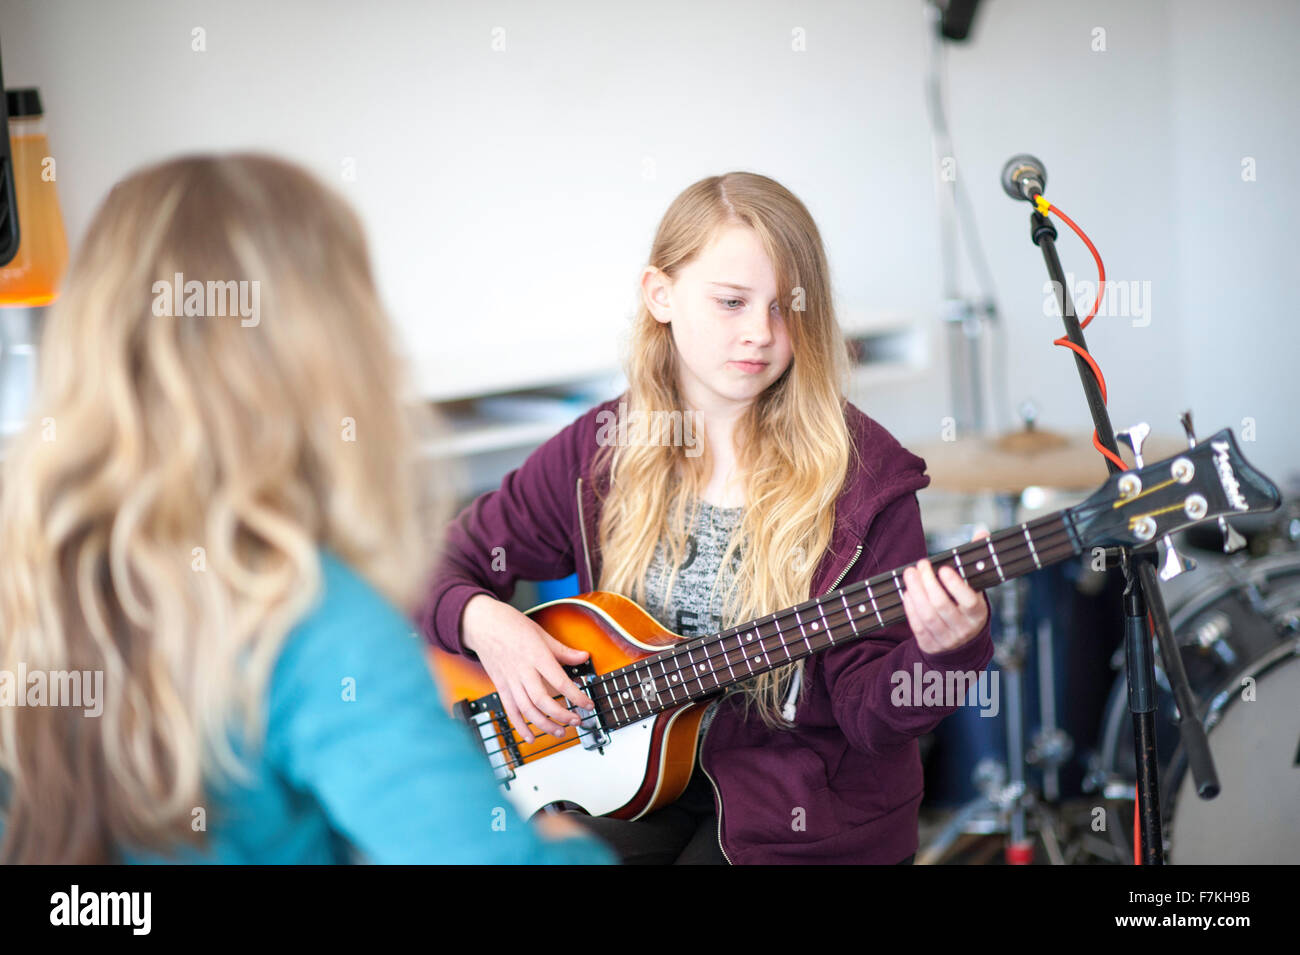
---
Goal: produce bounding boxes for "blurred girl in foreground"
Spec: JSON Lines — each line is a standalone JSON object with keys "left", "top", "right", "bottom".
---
{"left": 0, "top": 154, "right": 611, "bottom": 864}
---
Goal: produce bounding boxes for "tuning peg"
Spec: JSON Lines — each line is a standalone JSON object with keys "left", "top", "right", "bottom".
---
{"left": 1218, "top": 516, "right": 1247, "bottom": 554}
{"left": 1117, "top": 422, "right": 1151, "bottom": 469}
{"left": 1158, "top": 535, "right": 1197, "bottom": 581}
{"left": 1178, "top": 410, "right": 1197, "bottom": 448}
{"left": 1178, "top": 410, "right": 1245, "bottom": 553}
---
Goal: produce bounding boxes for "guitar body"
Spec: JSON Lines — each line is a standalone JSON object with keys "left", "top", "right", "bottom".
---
{"left": 428, "top": 592, "right": 712, "bottom": 820}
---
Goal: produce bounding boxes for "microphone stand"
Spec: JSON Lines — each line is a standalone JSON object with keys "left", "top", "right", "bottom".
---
{"left": 1023, "top": 208, "right": 1219, "bottom": 865}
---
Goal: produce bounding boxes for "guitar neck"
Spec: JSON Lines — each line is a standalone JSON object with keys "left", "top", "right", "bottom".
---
{"left": 594, "top": 508, "right": 1081, "bottom": 729}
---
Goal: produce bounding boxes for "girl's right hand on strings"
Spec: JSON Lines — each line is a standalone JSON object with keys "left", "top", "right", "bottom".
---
{"left": 460, "top": 593, "right": 596, "bottom": 743}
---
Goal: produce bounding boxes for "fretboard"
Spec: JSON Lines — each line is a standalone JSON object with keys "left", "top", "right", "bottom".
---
{"left": 593, "top": 509, "right": 1080, "bottom": 729}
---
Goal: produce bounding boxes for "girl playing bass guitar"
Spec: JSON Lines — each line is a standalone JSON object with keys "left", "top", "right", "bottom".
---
{"left": 420, "top": 171, "right": 993, "bottom": 864}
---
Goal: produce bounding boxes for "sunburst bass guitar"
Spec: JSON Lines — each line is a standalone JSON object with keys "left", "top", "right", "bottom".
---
{"left": 429, "top": 428, "right": 1280, "bottom": 820}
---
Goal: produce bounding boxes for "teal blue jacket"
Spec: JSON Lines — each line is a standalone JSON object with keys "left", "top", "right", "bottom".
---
{"left": 0, "top": 553, "right": 614, "bottom": 865}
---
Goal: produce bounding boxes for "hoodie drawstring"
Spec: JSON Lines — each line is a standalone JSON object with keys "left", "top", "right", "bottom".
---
{"left": 781, "top": 661, "right": 803, "bottom": 722}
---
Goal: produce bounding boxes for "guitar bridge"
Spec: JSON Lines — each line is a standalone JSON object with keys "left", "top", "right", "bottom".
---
{"left": 454, "top": 694, "right": 519, "bottom": 784}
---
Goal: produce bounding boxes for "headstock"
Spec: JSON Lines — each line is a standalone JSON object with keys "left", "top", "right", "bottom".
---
{"left": 1067, "top": 423, "right": 1281, "bottom": 575}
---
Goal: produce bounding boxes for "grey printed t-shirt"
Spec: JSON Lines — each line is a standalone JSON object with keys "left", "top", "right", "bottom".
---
{"left": 641, "top": 499, "right": 745, "bottom": 637}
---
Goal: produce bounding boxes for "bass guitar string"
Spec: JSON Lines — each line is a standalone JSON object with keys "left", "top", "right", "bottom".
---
{"left": 470, "top": 509, "right": 1099, "bottom": 758}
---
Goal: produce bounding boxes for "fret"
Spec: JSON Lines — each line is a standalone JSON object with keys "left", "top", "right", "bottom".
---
{"left": 698, "top": 650, "right": 717, "bottom": 694}
{"left": 660, "top": 658, "right": 675, "bottom": 703}
{"left": 723, "top": 633, "right": 738, "bottom": 683}
{"left": 707, "top": 639, "right": 728, "bottom": 686}
{"left": 628, "top": 669, "right": 647, "bottom": 718}
{"left": 685, "top": 645, "right": 705, "bottom": 694}
{"left": 606, "top": 670, "right": 634, "bottom": 727}
{"left": 616, "top": 670, "right": 642, "bottom": 720}
{"left": 794, "top": 608, "right": 813, "bottom": 654}
{"left": 666, "top": 655, "right": 681, "bottom": 691}
{"left": 634, "top": 668, "right": 654, "bottom": 711}
{"left": 605, "top": 683, "right": 625, "bottom": 726}
{"left": 624, "top": 685, "right": 638, "bottom": 723}
{"left": 987, "top": 538, "right": 1005, "bottom": 582}
{"left": 706, "top": 645, "right": 722, "bottom": 692}
{"left": 696, "top": 644, "right": 714, "bottom": 687}
{"left": 817, "top": 599, "right": 836, "bottom": 645}
{"left": 611, "top": 673, "right": 628, "bottom": 717}
{"left": 604, "top": 684, "right": 621, "bottom": 726}
{"left": 777, "top": 616, "right": 793, "bottom": 661}
{"left": 866, "top": 581, "right": 884, "bottom": 626}
{"left": 1022, "top": 522, "right": 1042, "bottom": 569}
{"left": 699, "top": 643, "right": 716, "bottom": 692}
{"left": 841, "top": 594, "right": 860, "bottom": 636}
{"left": 952, "top": 546, "right": 965, "bottom": 579}
{"left": 657, "top": 657, "right": 677, "bottom": 704}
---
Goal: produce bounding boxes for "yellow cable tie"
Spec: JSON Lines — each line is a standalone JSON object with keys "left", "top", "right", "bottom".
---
{"left": 1034, "top": 195, "right": 1051, "bottom": 215}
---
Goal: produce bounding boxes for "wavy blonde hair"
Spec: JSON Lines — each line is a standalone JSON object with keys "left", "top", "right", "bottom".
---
{"left": 595, "top": 172, "right": 859, "bottom": 727}
{"left": 0, "top": 153, "right": 443, "bottom": 863}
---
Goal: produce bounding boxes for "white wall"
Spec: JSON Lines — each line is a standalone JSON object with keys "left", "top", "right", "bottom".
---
{"left": 2, "top": 0, "right": 1296, "bottom": 488}
{"left": 1168, "top": 2, "right": 1300, "bottom": 492}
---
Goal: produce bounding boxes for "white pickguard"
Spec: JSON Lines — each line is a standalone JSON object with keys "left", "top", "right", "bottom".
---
{"left": 500, "top": 709, "right": 698, "bottom": 820}
{"left": 476, "top": 595, "right": 702, "bottom": 819}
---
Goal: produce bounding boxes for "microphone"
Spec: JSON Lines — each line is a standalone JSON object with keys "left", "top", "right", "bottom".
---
{"left": 1001, "top": 154, "right": 1047, "bottom": 202}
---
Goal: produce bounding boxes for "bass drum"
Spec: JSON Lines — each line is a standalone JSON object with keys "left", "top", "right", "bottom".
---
{"left": 1093, "top": 550, "right": 1300, "bottom": 863}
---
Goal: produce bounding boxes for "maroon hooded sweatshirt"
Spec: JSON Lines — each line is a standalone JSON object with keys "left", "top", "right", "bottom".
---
{"left": 417, "top": 394, "right": 995, "bottom": 864}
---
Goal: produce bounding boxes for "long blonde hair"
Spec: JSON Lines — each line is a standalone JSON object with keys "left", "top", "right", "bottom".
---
{"left": 0, "top": 153, "right": 442, "bottom": 863}
{"left": 595, "top": 172, "right": 858, "bottom": 727}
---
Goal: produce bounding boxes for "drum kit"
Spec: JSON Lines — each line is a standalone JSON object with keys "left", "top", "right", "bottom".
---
{"left": 915, "top": 33, "right": 1295, "bottom": 862}
{"left": 911, "top": 411, "right": 1300, "bottom": 865}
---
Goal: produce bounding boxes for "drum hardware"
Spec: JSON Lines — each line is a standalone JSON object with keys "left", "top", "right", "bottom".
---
{"left": 919, "top": 489, "right": 1078, "bottom": 864}
{"left": 1028, "top": 615, "right": 1072, "bottom": 802}
{"left": 1025, "top": 730, "right": 1073, "bottom": 782}
{"left": 1190, "top": 611, "right": 1232, "bottom": 652}
{"left": 1083, "top": 548, "right": 1300, "bottom": 863}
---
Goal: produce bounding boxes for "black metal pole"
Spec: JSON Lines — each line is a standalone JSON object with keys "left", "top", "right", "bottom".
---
{"left": 1123, "top": 550, "right": 1165, "bottom": 864}
{"left": 1027, "top": 209, "right": 1168, "bottom": 863}
{"left": 1135, "top": 556, "right": 1220, "bottom": 802}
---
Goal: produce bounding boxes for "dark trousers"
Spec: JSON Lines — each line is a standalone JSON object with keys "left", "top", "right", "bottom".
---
{"left": 568, "top": 763, "right": 728, "bottom": 864}
{"left": 568, "top": 764, "right": 916, "bottom": 865}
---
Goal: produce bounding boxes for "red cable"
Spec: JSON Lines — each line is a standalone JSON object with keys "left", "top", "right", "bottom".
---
{"left": 1132, "top": 609, "right": 1160, "bottom": 864}
{"left": 1036, "top": 200, "right": 1129, "bottom": 472}
{"left": 1133, "top": 791, "right": 1141, "bottom": 865}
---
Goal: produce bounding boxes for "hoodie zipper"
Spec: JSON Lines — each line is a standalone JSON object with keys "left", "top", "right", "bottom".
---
{"left": 697, "top": 541, "right": 864, "bottom": 865}
{"left": 826, "top": 544, "right": 864, "bottom": 593}
{"left": 697, "top": 702, "right": 731, "bottom": 863}
{"left": 576, "top": 477, "right": 595, "bottom": 592}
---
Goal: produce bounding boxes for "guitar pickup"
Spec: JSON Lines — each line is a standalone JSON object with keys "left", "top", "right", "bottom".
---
{"left": 569, "top": 668, "right": 610, "bottom": 751}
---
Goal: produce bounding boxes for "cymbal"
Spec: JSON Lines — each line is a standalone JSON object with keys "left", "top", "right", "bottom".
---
{"left": 913, "top": 428, "right": 1191, "bottom": 495}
